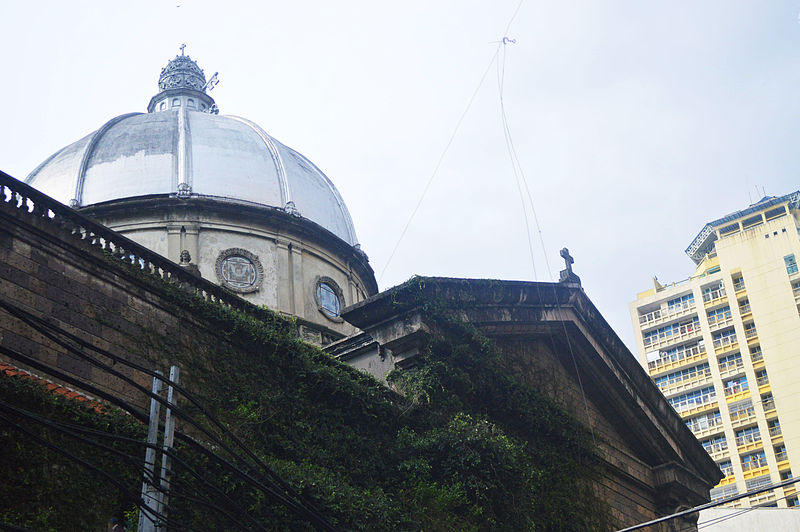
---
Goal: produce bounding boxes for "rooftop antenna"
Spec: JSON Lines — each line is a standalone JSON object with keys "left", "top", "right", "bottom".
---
{"left": 761, "top": 185, "right": 767, "bottom": 198}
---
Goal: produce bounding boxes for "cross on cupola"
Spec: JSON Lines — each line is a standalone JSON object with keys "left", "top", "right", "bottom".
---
{"left": 558, "top": 247, "right": 582, "bottom": 287}
{"left": 179, "top": 43, "right": 186, "bottom": 56}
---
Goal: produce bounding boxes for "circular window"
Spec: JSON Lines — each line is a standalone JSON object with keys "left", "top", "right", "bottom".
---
{"left": 215, "top": 248, "right": 264, "bottom": 294}
{"left": 315, "top": 277, "right": 344, "bottom": 321}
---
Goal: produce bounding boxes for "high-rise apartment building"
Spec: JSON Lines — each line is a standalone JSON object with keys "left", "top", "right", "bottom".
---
{"left": 630, "top": 191, "right": 800, "bottom": 508}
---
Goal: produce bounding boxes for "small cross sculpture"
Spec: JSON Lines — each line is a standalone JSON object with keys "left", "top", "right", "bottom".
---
{"left": 560, "top": 247, "right": 574, "bottom": 275}
{"left": 559, "top": 247, "right": 581, "bottom": 287}
{"left": 179, "top": 43, "right": 186, "bottom": 56}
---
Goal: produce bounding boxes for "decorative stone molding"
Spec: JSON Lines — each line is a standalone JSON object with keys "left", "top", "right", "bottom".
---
{"left": 314, "top": 276, "right": 344, "bottom": 323}
{"left": 215, "top": 248, "right": 264, "bottom": 294}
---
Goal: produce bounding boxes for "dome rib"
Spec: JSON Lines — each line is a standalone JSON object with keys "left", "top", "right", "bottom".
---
{"left": 74, "top": 113, "right": 142, "bottom": 207}
{"left": 226, "top": 115, "right": 291, "bottom": 209}
{"left": 288, "top": 149, "right": 358, "bottom": 245}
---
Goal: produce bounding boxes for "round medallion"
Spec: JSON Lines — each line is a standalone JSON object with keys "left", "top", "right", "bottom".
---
{"left": 315, "top": 277, "right": 344, "bottom": 322}
{"left": 215, "top": 248, "right": 264, "bottom": 294}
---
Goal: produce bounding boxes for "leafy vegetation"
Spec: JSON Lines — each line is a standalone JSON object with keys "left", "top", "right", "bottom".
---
{"left": 0, "top": 274, "right": 608, "bottom": 530}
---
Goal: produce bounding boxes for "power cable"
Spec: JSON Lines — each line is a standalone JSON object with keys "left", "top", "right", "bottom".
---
{"left": 0, "top": 297, "right": 336, "bottom": 530}
{"left": 0, "top": 409, "right": 177, "bottom": 529}
{"left": 377, "top": 0, "right": 528, "bottom": 284}
{"left": 494, "top": 31, "right": 596, "bottom": 442}
{"left": 617, "top": 474, "right": 800, "bottom": 531}
{"left": 0, "top": 399, "right": 263, "bottom": 531}
{"left": 378, "top": 46, "right": 501, "bottom": 283}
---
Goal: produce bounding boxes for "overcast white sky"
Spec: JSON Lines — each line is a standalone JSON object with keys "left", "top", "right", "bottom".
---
{"left": 2, "top": 1, "right": 800, "bottom": 351}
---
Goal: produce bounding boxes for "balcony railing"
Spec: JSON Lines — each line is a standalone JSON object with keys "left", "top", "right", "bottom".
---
{"left": 687, "top": 417, "right": 723, "bottom": 434}
{"left": 729, "top": 408, "right": 756, "bottom": 424}
{"left": 0, "top": 172, "right": 288, "bottom": 327}
{"left": 639, "top": 301, "right": 695, "bottom": 326}
{"left": 657, "top": 369, "right": 713, "bottom": 394}
{"left": 648, "top": 344, "right": 706, "bottom": 372}
{"left": 733, "top": 280, "right": 746, "bottom": 292}
{"left": 745, "top": 327, "right": 758, "bottom": 339}
{"left": 724, "top": 383, "right": 749, "bottom": 396}
{"left": 708, "top": 312, "right": 733, "bottom": 328}
{"left": 713, "top": 334, "right": 738, "bottom": 351}
{"left": 720, "top": 464, "right": 734, "bottom": 477}
{"left": 776, "top": 451, "right": 789, "bottom": 463}
{"left": 703, "top": 288, "right": 727, "bottom": 304}
{"left": 762, "top": 398, "right": 775, "bottom": 412}
{"left": 705, "top": 441, "right": 729, "bottom": 460}
{"left": 742, "top": 456, "right": 769, "bottom": 471}
{"left": 770, "top": 425, "right": 782, "bottom": 438}
{"left": 673, "top": 392, "right": 717, "bottom": 414}
{"left": 757, "top": 375, "right": 770, "bottom": 387}
{"left": 736, "top": 432, "right": 762, "bottom": 447}
{"left": 751, "top": 350, "right": 763, "bottom": 363}
{"left": 644, "top": 324, "right": 701, "bottom": 349}
{"left": 739, "top": 303, "right": 751, "bottom": 315}
{"left": 718, "top": 360, "right": 744, "bottom": 376}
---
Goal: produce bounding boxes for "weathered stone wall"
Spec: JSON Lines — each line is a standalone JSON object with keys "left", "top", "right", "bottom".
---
{"left": 0, "top": 195, "right": 255, "bottom": 410}
{"left": 497, "top": 336, "right": 666, "bottom": 529}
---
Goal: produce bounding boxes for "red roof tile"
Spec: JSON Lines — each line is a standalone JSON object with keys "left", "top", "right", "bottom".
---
{"left": 0, "top": 361, "right": 106, "bottom": 414}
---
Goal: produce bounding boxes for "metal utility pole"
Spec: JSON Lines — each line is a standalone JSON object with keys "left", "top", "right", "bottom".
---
{"left": 156, "top": 366, "right": 180, "bottom": 532}
{"left": 138, "top": 371, "right": 163, "bottom": 532}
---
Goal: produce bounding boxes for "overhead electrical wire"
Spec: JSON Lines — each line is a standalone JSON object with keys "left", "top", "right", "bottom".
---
{"left": 377, "top": 0, "right": 527, "bottom": 284}
{"left": 494, "top": 24, "right": 596, "bottom": 442}
{"left": 0, "top": 399, "right": 264, "bottom": 531}
{"left": 0, "top": 298, "right": 336, "bottom": 531}
{"left": 617, "top": 474, "right": 800, "bottom": 531}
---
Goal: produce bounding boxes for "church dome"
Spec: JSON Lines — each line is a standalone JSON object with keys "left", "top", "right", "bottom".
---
{"left": 25, "top": 53, "right": 359, "bottom": 246}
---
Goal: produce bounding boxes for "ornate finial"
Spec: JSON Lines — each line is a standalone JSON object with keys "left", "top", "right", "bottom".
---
{"left": 559, "top": 247, "right": 581, "bottom": 286}
{"left": 176, "top": 182, "right": 191, "bottom": 198}
{"left": 179, "top": 43, "right": 186, "bottom": 56}
{"left": 158, "top": 54, "right": 207, "bottom": 92}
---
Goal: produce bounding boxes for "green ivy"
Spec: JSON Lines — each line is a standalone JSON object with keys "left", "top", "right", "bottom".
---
{"left": 1, "top": 270, "right": 609, "bottom": 530}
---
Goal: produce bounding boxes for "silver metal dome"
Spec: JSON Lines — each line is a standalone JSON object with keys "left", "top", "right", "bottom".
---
{"left": 25, "top": 53, "right": 359, "bottom": 246}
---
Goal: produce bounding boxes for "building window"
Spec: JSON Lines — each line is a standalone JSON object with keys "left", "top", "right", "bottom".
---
{"left": 187, "top": 98, "right": 196, "bottom": 109}
{"left": 314, "top": 277, "right": 344, "bottom": 321}
{"left": 745, "top": 474, "right": 771, "bottom": 491}
{"left": 159, "top": 101, "right": 166, "bottom": 111}
{"left": 718, "top": 459, "right": 733, "bottom": 477}
{"left": 781, "top": 470, "right": 793, "bottom": 481}
{"left": 741, "top": 451, "right": 767, "bottom": 471}
{"left": 728, "top": 399, "right": 754, "bottom": 422}
{"left": 172, "top": 98, "right": 181, "bottom": 107}
{"left": 723, "top": 376, "right": 748, "bottom": 396}
{"left": 785, "top": 254, "right": 798, "bottom": 275}
{"left": 700, "top": 434, "right": 727, "bottom": 454}
{"left": 707, "top": 305, "right": 732, "bottom": 325}
{"left": 735, "top": 425, "right": 761, "bottom": 446}
{"left": 685, "top": 410, "right": 721, "bottom": 432}
{"left": 710, "top": 484, "right": 738, "bottom": 502}
{"left": 775, "top": 444, "right": 788, "bottom": 462}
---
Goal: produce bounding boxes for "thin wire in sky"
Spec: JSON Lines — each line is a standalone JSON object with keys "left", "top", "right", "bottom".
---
{"left": 377, "top": 47, "right": 501, "bottom": 283}
{"left": 378, "top": 0, "right": 527, "bottom": 284}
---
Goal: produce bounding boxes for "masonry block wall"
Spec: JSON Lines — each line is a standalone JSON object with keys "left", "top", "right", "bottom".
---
{"left": 0, "top": 195, "right": 252, "bottom": 411}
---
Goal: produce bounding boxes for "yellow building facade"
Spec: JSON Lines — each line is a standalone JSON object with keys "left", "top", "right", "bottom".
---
{"left": 630, "top": 191, "right": 800, "bottom": 508}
